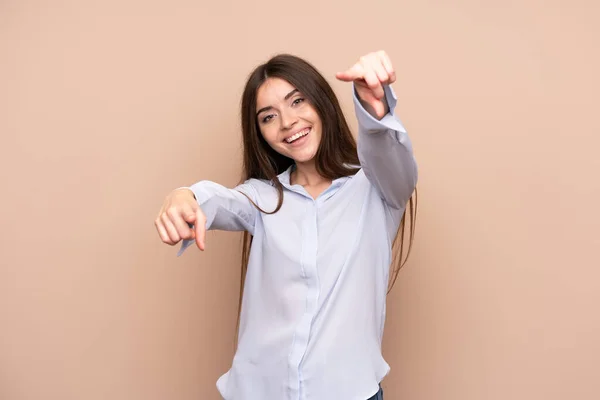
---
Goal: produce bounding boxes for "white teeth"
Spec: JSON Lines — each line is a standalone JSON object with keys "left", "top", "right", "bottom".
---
{"left": 285, "top": 128, "right": 310, "bottom": 143}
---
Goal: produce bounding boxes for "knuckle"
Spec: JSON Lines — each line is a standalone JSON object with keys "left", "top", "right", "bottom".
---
{"left": 166, "top": 206, "right": 179, "bottom": 218}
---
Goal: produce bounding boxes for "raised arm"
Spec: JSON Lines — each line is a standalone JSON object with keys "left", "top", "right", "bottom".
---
{"left": 337, "top": 50, "right": 418, "bottom": 210}
{"left": 354, "top": 84, "right": 417, "bottom": 209}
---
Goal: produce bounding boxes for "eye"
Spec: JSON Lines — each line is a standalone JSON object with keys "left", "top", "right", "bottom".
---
{"left": 262, "top": 114, "right": 275, "bottom": 123}
{"left": 292, "top": 98, "right": 305, "bottom": 106}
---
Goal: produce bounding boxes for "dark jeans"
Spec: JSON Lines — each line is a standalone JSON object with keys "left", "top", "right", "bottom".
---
{"left": 367, "top": 386, "right": 383, "bottom": 400}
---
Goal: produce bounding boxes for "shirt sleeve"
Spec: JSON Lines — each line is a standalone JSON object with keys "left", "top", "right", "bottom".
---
{"left": 354, "top": 83, "right": 418, "bottom": 210}
{"left": 177, "top": 179, "right": 258, "bottom": 256}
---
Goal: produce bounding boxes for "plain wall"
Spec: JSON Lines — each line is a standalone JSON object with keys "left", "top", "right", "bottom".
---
{"left": 1, "top": 1, "right": 599, "bottom": 399}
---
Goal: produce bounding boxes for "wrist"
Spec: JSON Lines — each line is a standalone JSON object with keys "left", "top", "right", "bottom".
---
{"left": 174, "top": 187, "right": 196, "bottom": 200}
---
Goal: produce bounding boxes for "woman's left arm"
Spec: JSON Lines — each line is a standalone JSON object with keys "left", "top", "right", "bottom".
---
{"left": 337, "top": 51, "right": 418, "bottom": 210}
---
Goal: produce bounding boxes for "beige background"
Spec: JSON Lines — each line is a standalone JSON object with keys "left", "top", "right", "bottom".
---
{"left": 1, "top": 1, "right": 599, "bottom": 399}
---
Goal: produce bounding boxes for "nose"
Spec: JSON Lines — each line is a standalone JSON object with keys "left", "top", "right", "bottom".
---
{"left": 280, "top": 109, "right": 298, "bottom": 130}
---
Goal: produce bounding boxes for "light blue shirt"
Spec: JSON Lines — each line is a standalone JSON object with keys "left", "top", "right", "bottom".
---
{"left": 179, "top": 84, "right": 418, "bottom": 400}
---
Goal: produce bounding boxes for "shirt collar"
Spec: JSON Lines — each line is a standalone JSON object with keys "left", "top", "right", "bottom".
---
{"left": 275, "top": 163, "right": 355, "bottom": 200}
{"left": 277, "top": 164, "right": 294, "bottom": 187}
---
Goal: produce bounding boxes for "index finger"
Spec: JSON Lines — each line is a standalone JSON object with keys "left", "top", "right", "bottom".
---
{"left": 195, "top": 211, "right": 206, "bottom": 251}
{"left": 335, "top": 63, "right": 364, "bottom": 82}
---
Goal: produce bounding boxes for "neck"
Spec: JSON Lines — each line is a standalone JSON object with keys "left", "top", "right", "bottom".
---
{"left": 291, "top": 160, "right": 328, "bottom": 186}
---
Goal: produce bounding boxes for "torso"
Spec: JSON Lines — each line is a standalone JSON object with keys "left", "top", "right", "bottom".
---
{"left": 216, "top": 168, "right": 405, "bottom": 399}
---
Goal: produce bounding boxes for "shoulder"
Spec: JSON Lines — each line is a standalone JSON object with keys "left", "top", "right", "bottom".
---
{"left": 241, "top": 178, "right": 275, "bottom": 193}
{"left": 338, "top": 168, "right": 387, "bottom": 201}
{"left": 237, "top": 178, "right": 280, "bottom": 208}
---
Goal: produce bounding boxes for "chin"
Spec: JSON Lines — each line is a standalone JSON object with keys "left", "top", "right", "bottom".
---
{"left": 293, "top": 157, "right": 316, "bottom": 165}
{"left": 291, "top": 149, "right": 318, "bottom": 164}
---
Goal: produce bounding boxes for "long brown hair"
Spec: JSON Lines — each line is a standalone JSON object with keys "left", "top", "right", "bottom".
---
{"left": 235, "top": 54, "right": 417, "bottom": 340}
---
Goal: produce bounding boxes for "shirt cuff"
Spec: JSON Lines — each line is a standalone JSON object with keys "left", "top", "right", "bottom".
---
{"left": 352, "top": 83, "right": 407, "bottom": 134}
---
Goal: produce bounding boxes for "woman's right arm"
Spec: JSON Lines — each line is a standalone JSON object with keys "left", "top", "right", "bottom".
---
{"left": 154, "top": 180, "right": 258, "bottom": 254}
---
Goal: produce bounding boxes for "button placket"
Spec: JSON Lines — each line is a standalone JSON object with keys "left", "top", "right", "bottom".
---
{"left": 288, "top": 199, "right": 320, "bottom": 400}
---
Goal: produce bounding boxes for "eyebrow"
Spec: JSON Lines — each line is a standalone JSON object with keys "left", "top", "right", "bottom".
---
{"left": 256, "top": 89, "right": 299, "bottom": 116}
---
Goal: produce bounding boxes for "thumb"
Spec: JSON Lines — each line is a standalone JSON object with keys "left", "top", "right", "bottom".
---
{"left": 182, "top": 208, "right": 197, "bottom": 240}
{"left": 183, "top": 211, "right": 196, "bottom": 224}
{"left": 372, "top": 100, "right": 386, "bottom": 119}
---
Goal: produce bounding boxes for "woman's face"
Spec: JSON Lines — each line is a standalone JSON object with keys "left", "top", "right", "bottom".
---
{"left": 255, "top": 77, "right": 322, "bottom": 165}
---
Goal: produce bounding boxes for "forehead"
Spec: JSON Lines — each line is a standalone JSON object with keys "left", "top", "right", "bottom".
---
{"left": 256, "top": 77, "right": 296, "bottom": 108}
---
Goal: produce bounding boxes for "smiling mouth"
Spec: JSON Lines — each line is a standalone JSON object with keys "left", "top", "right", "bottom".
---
{"left": 284, "top": 127, "right": 311, "bottom": 144}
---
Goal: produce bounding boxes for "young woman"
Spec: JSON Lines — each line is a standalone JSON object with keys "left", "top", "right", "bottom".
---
{"left": 155, "top": 50, "right": 418, "bottom": 400}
